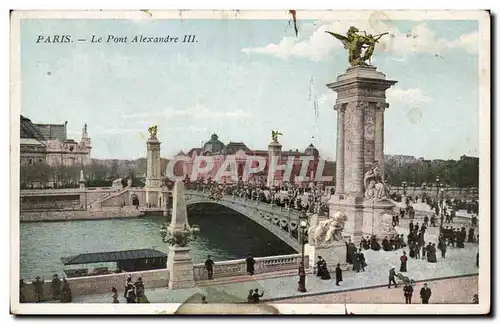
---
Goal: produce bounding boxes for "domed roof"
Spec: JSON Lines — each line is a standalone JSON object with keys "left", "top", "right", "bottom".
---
{"left": 203, "top": 133, "right": 226, "bottom": 154}
{"left": 305, "top": 143, "right": 319, "bottom": 156}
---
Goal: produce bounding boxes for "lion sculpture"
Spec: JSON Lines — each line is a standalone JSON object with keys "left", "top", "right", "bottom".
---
{"left": 307, "top": 211, "right": 348, "bottom": 246}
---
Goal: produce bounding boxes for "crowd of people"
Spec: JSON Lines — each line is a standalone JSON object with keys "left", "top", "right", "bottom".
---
{"left": 19, "top": 274, "right": 72, "bottom": 303}
{"left": 185, "top": 179, "right": 333, "bottom": 216}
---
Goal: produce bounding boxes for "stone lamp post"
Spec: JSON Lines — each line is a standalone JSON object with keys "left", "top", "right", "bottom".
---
{"left": 297, "top": 218, "right": 308, "bottom": 293}
{"left": 160, "top": 180, "right": 199, "bottom": 290}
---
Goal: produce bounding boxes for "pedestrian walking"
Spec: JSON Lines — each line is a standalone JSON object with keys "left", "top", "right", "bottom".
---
{"left": 335, "top": 263, "right": 343, "bottom": 286}
{"left": 388, "top": 266, "right": 398, "bottom": 289}
{"left": 403, "top": 283, "right": 414, "bottom": 304}
{"left": 420, "top": 283, "right": 432, "bottom": 304}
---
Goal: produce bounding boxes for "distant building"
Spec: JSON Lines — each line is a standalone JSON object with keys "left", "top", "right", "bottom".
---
{"left": 177, "top": 133, "right": 333, "bottom": 186}
{"left": 20, "top": 115, "right": 92, "bottom": 166}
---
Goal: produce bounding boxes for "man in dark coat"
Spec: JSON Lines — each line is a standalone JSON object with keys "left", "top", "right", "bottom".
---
{"left": 403, "top": 283, "right": 414, "bottom": 304}
{"left": 420, "top": 283, "right": 432, "bottom": 304}
{"left": 335, "top": 263, "right": 343, "bottom": 286}
{"left": 246, "top": 254, "right": 256, "bottom": 275}
{"left": 388, "top": 266, "right": 397, "bottom": 288}
{"left": 51, "top": 274, "right": 61, "bottom": 300}
{"left": 205, "top": 255, "right": 215, "bottom": 280}
{"left": 252, "top": 288, "right": 264, "bottom": 303}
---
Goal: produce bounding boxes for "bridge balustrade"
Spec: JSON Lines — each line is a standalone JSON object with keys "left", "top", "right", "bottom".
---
{"left": 192, "top": 253, "right": 309, "bottom": 281}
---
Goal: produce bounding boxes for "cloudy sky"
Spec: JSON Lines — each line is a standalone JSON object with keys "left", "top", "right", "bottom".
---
{"left": 20, "top": 17, "right": 479, "bottom": 160}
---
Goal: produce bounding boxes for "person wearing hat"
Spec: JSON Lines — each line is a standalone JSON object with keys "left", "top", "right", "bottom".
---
{"left": 420, "top": 283, "right": 432, "bottom": 304}
{"left": 388, "top": 266, "right": 397, "bottom": 288}
{"left": 205, "top": 255, "right": 215, "bottom": 280}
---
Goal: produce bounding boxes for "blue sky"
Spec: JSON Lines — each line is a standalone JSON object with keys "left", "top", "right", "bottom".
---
{"left": 20, "top": 18, "right": 479, "bottom": 160}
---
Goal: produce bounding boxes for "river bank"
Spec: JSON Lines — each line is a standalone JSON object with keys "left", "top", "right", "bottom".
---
{"left": 20, "top": 206, "right": 143, "bottom": 222}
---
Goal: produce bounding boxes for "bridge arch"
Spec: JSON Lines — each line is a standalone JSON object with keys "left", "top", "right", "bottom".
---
{"left": 184, "top": 191, "right": 302, "bottom": 251}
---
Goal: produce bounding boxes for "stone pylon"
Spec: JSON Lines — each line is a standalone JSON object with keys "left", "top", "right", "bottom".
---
{"left": 167, "top": 179, "right": 195, "bottom": 290}
{"left": 267, "top": 139, "right": 282, "bottom": 187}
{"left": 146, "top": 132, "right": 162, "bottom": 207}
{"left": 327, "top": 66, "right": 398, "bottom": 244}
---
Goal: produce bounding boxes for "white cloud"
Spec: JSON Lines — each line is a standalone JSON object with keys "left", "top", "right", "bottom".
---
{"left": 386, "top": 87, "right": 431, "bottom": 105}
{"left": 242, "top": 20, "right": 478, "bottom": 61}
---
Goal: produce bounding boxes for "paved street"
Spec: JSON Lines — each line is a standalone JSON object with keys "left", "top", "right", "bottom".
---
{"left": 72, "top": 237, "right": 479, "bottom": 304}
{"left": 273, "top": 275, "right": 478, "bottom": 304}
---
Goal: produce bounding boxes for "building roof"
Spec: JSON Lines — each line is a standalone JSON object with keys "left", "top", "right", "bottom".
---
{"left": 203, "top": 133, "right": 226, "bottom": 154}
{"left": 20, "top": 138, "right": 45, "bottom": 146}
{"left": 224, "top": 141, "right": 251, "bottom": 154}
{"left": 34, "top": 122, "right": 67, "bottom": 141}
{"left": 60, "top": 248, "right": 168, "bottom": 265}
{"left": 20, "top": 116, "right": 46, "bottom": 141}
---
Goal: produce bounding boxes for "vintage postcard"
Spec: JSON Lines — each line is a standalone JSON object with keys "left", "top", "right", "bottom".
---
{"left": 10, "top": 10, "right": 490, "bottom": 315}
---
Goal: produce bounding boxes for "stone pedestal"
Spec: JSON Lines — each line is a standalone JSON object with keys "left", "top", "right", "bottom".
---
{"left": 328, "top": 195, "right": 397, "bottom": 245}
{"left": 305, "top": 242, "right": 348, "bottom": 273}
{"left": 167, "top": 246, "right": 195, "bottom": 290}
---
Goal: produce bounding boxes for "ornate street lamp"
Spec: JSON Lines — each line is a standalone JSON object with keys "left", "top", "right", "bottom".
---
{"left": 401, "top": 181, "right": 407, "bottom": 196}
{"left": 298, "top": 215, "right": 308, "bottom": 293}
{"left": 435, "top": 176, "right": 440, "bottom": 200}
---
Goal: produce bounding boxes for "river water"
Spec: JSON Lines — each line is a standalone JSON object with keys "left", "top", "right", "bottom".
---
{"left": 20, "top": 204, "right": 296, "bottom": 280}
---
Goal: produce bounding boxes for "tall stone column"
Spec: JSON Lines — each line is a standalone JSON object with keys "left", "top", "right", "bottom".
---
{"left": 375, "top": 102, "right": 389, "bottom": 180}
{"left": 348, "top": 101, "right": 366, "bottom": 196}
{"left": 334, "top": 103, "right": 346, "bottom": 195}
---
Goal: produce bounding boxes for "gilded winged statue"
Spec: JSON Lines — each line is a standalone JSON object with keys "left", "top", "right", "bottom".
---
{"left": 271, "top": 130, "right": 283, "bottom": 142}
{"left": 148, "top": 125, "right": 158, "bottom": 138}
{"left": 325, "top": 26, "right": 388, "bottom": 67}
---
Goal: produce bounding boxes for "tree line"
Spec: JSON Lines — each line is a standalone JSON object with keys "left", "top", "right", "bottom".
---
{"left": 385, "top": 155, "right": 479, "bottom": 188}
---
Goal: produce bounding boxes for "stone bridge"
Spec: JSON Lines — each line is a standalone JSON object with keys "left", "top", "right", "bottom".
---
{"left": 184, "top": 190, "right": 306, "bottom": 251}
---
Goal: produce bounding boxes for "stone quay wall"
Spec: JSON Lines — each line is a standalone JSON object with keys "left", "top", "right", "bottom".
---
{"left": 20, "top": 206, "right": 141, "bottom": 222}
{"left": 20, "top": 268, "right": 169, "bottom": 303}
{"left": 19, "top": 254, "right": 306, "bottom": 302}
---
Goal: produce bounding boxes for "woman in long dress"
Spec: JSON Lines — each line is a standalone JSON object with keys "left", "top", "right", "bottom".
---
{"left": 400, "top": 251, "right": 408, "bottom": 272}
